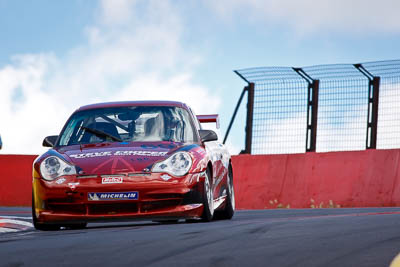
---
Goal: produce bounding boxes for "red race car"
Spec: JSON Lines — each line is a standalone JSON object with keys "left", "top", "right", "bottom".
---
{"left": 32, "top": 101, "right": 235, "bottom": 230}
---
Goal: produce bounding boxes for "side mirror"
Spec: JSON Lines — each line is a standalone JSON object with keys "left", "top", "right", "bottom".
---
{"left": 0, "top": 135, "right": 2, "bottom": 150}
{"left": 199, "top": 130, "right": 218, "bottom": 143}
{"left": 43, "top": 135, "right": 58, "bottom": 147}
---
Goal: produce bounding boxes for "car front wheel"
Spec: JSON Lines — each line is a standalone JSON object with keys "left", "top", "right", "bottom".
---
{"left": 32, "top": 192, "right": 61, "bottom": 231}
{"left": 201, "top": 168, "right": 214, "bottom": 222}
{"left": 215, "top": 164, "right": 235, "bottom": 220}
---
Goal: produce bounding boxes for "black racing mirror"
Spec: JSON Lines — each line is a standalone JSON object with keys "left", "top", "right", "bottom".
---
{"left": 199, "top": 130, "right": 218, "bottom": 143}
{"left": 0, "top": 135, "right": 2, "bottom": 150}
{"left": 43, "top": 135, "right": 58, "bottom": 147}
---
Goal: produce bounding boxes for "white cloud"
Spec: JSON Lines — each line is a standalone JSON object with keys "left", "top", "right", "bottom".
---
{"left": 0, "top": 0, "right": 221, "bottom": 155}
{"left": 376, "top": 82, "right": 400, "bottom": 149}
{"left": 205, "top": 0, "right": 400, "bottom": 35}
{"left": 251, "top": 115, "right": 307, "bottom": 155}
{"left": 100, "top": 0, "right": 137, "bottom": 25}
{"left": 114, "top": 74, "right": 219, "bottom": 114}
{"left": 0, "top": 54, "right": 70, "bottom": 155}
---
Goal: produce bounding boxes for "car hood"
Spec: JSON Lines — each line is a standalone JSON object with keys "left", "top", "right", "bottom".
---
{"left": 56, "top": 142, "right": 190, "bottom": 175}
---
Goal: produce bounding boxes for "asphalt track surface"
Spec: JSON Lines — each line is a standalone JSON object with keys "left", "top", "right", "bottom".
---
{"left": 1, "top": 207, "right": 400, "bottom": 267}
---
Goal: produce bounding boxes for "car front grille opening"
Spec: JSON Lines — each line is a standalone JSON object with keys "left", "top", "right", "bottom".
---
{"left": 141, "top": 199, "right": 182, "bottom": 213}
{"left": 47, "top": 204, "right": 86, "bottom": 215}
{"left": 88, "top": 203, "right": 139, "bottom": 215}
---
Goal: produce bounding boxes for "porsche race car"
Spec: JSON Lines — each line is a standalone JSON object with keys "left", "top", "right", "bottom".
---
{"left": 32, "top": 101, "right": 235, "bottom": 230}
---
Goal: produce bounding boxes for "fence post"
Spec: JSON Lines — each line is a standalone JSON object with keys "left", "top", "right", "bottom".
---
{"left": 293, "top": 68, "right": 319, "bottom": 152}
{"left": 223, "top": 87, "right": 247, "bottom": 145}
{"left": 308, "top": 80, "right": 319, "bottom": 152}
{"left": 354, "top": 64, "right": 380, "bottom": 149}
{"left": 369, "top": 76, "right": 380, "bottom": 149}
{"left": 244, "top": 83, "right": 255, "bottom": 154}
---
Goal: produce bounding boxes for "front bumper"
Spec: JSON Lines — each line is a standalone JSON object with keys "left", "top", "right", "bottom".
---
{"left": 33, "top": 172, "right": 206, "bottom": 224}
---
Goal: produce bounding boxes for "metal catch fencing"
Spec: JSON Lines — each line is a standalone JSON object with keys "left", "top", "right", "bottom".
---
{"left": 226, "top": 59, "right": 400, "bottom": 155}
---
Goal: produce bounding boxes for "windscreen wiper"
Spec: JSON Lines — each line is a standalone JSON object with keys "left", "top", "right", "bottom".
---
{"left": 81, "top": 126, "right": 123, "bottom": 142}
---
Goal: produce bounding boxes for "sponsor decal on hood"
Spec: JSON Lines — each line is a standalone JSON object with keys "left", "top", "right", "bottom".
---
{"left": 55, "top": 143, "right": 200, "bottom": 175}
{"left": 69, "top": 150, "right": 168, "bottom": 159}
{"left": 102, "top": 177, "right": 123, "bottom": 184}
{"left": 55, "top": 178, "right": 66, "bottom": 184}
{"left": 68, "top": 182, "right": 80, "bottom": 189}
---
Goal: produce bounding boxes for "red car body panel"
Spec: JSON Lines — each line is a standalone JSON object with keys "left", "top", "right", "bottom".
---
{"left": 33, "top": 170, "right": 209, "bottom": 223}
{"left": 32, "top": 101, "right": 232, "bottom": 225}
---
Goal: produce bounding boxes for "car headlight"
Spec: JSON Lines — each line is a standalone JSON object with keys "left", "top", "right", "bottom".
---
{"left": 152, "top": 152, "right": 192, "bottom": 177}
{"left": 39, "top": 156, "right": 76, "bottom": 181}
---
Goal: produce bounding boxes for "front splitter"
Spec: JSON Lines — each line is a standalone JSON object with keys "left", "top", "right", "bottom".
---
{"left": 37, "top": 204, "right": 204, "bottom": 224}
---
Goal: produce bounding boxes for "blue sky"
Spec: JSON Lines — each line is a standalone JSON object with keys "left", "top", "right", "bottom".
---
{"left": 0, "top": 0, "right": 400, "bottom": 154}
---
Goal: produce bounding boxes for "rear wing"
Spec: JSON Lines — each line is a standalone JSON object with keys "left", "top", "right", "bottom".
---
{"left": 196, "top": 114, "right": 220, "bottom": 129}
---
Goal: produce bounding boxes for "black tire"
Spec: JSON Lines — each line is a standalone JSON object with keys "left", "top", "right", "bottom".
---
{"left": 32, "top": 191, "right": 61, "bottom": 231}
{"left": 153, "top": 220, "right": 179, "bottom": 224}
{"left": 65, "top": 223, "right": 87, "bottom": 230}
{"left": 215, "top": 164, "right": 235, "bottom": 220}
{"left": 185, "top": 218, "right": 200, "bottom": 223}
{"left": 201, "top": 168, "right": 214, "bottom": 222}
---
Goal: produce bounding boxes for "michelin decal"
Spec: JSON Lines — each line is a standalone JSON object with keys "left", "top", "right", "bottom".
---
{"left": 88, "top": 192, "right": 138, "bottom": 201}
{"left": 69, "top": 150, "right": 167, "bottom": 159}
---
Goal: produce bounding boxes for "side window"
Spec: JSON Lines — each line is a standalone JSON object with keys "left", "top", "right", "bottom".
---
{"left": 59, "top": 117, "right": 83, "bottom": 146}
{"left": 188, "top": 107, "right": 201, "bottom": 130}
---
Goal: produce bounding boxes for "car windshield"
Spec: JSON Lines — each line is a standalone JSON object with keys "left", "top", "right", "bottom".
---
{"left": 57, "top": 106, "right": 197, "bottom": 146}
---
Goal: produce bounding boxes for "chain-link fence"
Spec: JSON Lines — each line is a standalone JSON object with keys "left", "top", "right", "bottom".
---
{"left": 235, "top": 67, "right": 308, "bottom": 154}
{"left": 361, "top": 60, "right": 400, "bottom": 149}
{"left": 233, "top": 59, "right": 400, "bottom": 155}
{"left": 302, "top": 64, "right": 369, "bottom": 152}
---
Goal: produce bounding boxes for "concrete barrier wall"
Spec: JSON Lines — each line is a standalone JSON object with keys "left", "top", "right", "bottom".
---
{"left": 0, "top": 155, "right": 37, "bottom": 206}
{"left": 232, "top": 150, "right": 400, "bottom": 209}
{"left": 1, "top": 149, "right": 400, "bottom": 208}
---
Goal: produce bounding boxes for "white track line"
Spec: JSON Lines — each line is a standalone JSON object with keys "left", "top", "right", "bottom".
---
{"left": 0, "top": 216, "right": 32, "bottom": 220}
{"left": 0, "top": 219, "right": 33, "bottom": 228}
{"left": 0, "top": 228, "right": 19, "bottom": 233}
